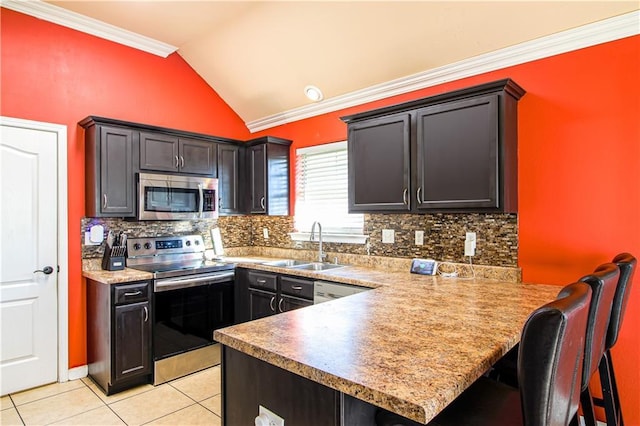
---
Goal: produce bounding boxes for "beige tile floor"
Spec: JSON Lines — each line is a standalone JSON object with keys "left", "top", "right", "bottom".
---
{"left": 1, "top": 366, "right": 222, "bottom": 426}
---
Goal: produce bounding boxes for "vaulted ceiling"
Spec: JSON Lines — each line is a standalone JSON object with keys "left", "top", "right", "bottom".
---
{"left": 34, "top": 1, "right": 640, "bottom": 129}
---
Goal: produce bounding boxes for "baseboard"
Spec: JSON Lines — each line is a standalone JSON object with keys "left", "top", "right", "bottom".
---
{"left": 67, "top": 365, "right": 88, "bottom": 381}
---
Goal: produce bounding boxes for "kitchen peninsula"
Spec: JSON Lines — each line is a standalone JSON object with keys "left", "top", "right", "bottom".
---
{"left": 214, "top": 263, "right": 561, "bottom": 425}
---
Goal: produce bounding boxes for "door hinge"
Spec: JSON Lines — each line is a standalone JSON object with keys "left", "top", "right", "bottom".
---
{"left": 57, "top": 265, "right": 60, "bottom": 273}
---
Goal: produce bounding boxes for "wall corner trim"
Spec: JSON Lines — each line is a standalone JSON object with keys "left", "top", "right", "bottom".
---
{"left": 246, "top": 10, "right": 640, "bottom": 132}
{"left": 1, "top": 0, "right": 178, "bottom": 58}
{"left": 67, "top": 365, "right": 88, "bottom": 381}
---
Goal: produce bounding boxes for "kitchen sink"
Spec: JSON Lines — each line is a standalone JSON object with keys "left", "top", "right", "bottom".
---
{"left": 262, "top": 259, "right": 311, "bottom": 267}
{"left": 289, "top": 262, "right": 345, "bottom": 271}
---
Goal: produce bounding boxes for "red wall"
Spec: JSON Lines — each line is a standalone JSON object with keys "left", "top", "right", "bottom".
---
{"left": 1, "top": 9, "right": 250, "bottom": 370}
{"left": 3, "top": 8, "right": 639, "bottom": 424}
{"left": 253, "top": 36, "right": 640, "bottom": 424}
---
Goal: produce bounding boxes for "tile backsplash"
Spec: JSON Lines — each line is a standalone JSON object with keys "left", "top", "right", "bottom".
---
{"left": 82, "top": 213, "right": 517, "bottom": 267}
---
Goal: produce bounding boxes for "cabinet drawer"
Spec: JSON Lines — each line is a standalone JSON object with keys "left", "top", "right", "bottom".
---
{"left": 280, "top": 276, "right": 314, "bottom": 300}
{"left": 248, "top": 271, "right": 277, "bottom": 291}
{"left": 114, "top": 282, "right": 149, "bottom": 305}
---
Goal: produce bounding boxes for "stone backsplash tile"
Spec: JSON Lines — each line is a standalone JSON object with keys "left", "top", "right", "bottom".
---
{"left": 82, "top": 212, "right": 517, "bottom": 268}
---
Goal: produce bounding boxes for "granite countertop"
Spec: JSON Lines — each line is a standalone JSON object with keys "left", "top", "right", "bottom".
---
{"left": 214, "top": 266, "right": 561, "bottom": 424}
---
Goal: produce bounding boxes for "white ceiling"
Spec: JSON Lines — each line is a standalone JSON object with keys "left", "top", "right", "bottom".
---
{"left": 36, "top": 1, "right": 640, "bottom": 127}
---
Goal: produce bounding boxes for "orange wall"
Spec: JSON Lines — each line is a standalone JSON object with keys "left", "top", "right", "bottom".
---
{"left": 2, "top": 8, "right": 639, "bottom": 424}
{"left": 1, "top": 9, "right": 250, "bottom": 369}
{"left": 253, "top": 36, "right": 640, "bottom": 424}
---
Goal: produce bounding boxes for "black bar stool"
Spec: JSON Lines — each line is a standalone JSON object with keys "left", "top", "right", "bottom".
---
{"left": 593, "top": 253, "right": 636, "bottom": 426}
{"left": 576, "top": 263, "right": 620, "bottom": 426}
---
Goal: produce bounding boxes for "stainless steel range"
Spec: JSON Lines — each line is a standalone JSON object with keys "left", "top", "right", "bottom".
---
{"left": 126, "top": 235, "right": 235, "bottom": 385}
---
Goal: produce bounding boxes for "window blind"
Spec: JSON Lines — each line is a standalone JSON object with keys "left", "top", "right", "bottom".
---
{"left": 295, "top": 141, "right": 364, "bottom": 234}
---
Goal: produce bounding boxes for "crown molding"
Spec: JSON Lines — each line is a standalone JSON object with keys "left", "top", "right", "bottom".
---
{"left": 1, "top": 0, "right": 177, "bottom": 58}
{"left": 247, "top": 10, "right": 639, "bottom": 133}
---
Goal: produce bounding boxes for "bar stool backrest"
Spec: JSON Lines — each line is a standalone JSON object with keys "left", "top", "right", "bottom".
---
{"left": 578, "top": 263, "right": 620, "bottom": 391}
{"left": 518, "top": 282, "right": 592, "bottom": 426}
{"left": 607, "top": 253, "right": 637, "bottom": 349}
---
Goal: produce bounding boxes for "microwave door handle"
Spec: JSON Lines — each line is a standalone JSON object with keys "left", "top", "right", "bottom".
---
{"left": 198, "top": 183, "right": 204, "bottom": 218}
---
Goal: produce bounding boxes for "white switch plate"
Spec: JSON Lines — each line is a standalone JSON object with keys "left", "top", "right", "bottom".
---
{"left": 415, "top": 230, "right": 424, "bottom": 245}
{"left": 259, "top": 405, "right": 284, "bottom": 426}
{"left": 263, "top": 228, "right": 269, "bottom": 239}
{"left": 382, "top": 229, "right": 394, "bottom": 244}
{"left": 465, "top": 232, "right": 476, "bottom": 256}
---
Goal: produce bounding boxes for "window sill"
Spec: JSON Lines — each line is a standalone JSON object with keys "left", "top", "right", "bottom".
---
{"left": 289, "top": 232, "right": 369, "bottom": 245}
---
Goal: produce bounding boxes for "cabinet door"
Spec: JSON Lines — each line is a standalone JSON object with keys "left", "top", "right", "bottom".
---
{"left": 139, "top": 131, "right": 179, "bottom": 172}
{"left": 218, "top": 144, "right": 241, "bottom": 214}
{"left": 249, "top": 288, "right": 276, "bottom": 320}
{"left": 99, "top": 126, "right": 135, "bottom": 216}
{"left": 248, "top": 144, "right": 267, "bottom": 213}
{"left": 179, "top": 138, "right": 216, "bottom": 175}
{"left": 347, "top": 114, "right": 411, "bottom": 212}
{"left": 415, "top": 95, "right": 499, "bottom": 210}
{"left": 278, "top": 294, "right": 313, "bottom": 313}
{"left": 114, "top": 301, "right": 150, "bottom": 383}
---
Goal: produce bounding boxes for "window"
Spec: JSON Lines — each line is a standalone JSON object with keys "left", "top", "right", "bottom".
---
{"left": 293, "top": 141, "right": 366, "bottom": 243}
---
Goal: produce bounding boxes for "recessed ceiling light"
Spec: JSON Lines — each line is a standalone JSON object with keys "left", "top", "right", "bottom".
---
{"left": 304, "top": 85, "right": 323, "bottom": 102}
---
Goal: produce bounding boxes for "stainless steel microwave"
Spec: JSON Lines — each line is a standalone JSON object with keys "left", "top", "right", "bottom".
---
{"left": 138, "top": 173, "right": 218, "bottom": 220}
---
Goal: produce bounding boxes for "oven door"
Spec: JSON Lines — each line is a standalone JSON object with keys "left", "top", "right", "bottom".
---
{"left": 153, "top": 272, "right": 234, "bottom": 361}
{"left": 138, "top": 173, "right": 218, "bottom": 220}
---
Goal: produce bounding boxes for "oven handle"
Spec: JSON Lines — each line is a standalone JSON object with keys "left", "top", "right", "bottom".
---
{"left": 154, "top": 271, "right": 235, "bottom": 292}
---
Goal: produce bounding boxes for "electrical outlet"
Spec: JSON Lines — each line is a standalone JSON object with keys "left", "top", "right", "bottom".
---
{"left": 382, "top": 229, "right": 395, "bottom": 244}
{"left": 465, "top": 232, "right": 476, "bottom": 256}
{"left": 415, "top": 230, "right": 424, "bottom": 245}
{"left": 255, "top": 406, "right": 284, "bottom": 426}
{"left": 263, "top": 228, "right": 269, "bottom": 239}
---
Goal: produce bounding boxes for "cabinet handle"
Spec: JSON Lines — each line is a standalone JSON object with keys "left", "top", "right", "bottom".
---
{"left": 416, "top": 187, "right": 422, "bottom": 205}
{"left": 124, "top": 291, "right": 142, "bottom": 297}
{"left": 174, "top": 155, "right": 179, "bottom": 168}
{"left": 219, "top": 197, "right": 222, "bottom": 208}
{"left": 269, "top": 296, "right": 276, "bottom": 312}
{"left": 180, "top": 156, "right": 184, "bottom": 168}
{"left": 402, "top": 188, "right": 408, "bottom": 205}
{"left": 143, "top": 306, "right": 148, "bottom": 322}
{"left": 291, "top": 285, "right": 302, "bottom": 291}
{"left": 256, "top": 279, "right": 266, "bottom": 284}
{"left": 278, "top": 298, "right": 284, "bottom": 313}
{"left": 103, "top": 194, "right": 108, "bottom": 209}
{"left": 260, "top": 197, "right": 265, "bottom": 209}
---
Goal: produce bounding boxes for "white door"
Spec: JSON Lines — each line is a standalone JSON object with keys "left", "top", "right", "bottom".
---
{"left": 1, "top": 121, "right": 59, "bottom": 395}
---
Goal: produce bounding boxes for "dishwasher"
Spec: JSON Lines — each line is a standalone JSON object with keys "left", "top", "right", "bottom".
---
{"left": 313, "top": 281, "right": 369, "bottom": 304}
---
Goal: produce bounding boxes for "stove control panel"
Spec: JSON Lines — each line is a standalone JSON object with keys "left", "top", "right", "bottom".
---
{"left": 127, "top": 235, "right": 206, "bottom": 258}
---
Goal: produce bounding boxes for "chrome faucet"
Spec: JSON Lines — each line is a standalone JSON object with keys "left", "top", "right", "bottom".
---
{"left": 310, "top": 221, "right": 326, "bottom": 263}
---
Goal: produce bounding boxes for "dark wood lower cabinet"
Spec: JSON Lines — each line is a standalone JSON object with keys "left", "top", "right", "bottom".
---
{"left": 222, "top": 347, "right": 340, "bottom": 426}
{"left": 87, "top": 279, "right": 152, "bottom": 395}
{"left": 249, "top": 287, "right": 276, "bottom": 320}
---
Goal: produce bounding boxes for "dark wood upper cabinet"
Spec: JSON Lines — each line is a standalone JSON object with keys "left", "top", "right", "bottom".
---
{"left": 217, "top": 143, "right": 242, "bottom": 215}
{"left": 342, "top": 79, "right": 525, "bottom": 213}
{"left": 139, "top": 131, "right": 216, "bottom": 176}
{"left": 415, "top": 94, "right": 499, "bottom": 210}
{"left": 246, "top": 136, "right": 292, "bottom": 215}
{"left": 347, "top": 113, "right": 411, "bottom": 212}
{"left": 82, "top": 120, "right": 137, "bottom": 217}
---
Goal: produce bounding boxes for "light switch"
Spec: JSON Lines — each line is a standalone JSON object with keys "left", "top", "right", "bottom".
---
{"left": 382, "top": 229, "right": 395, "bottom": 244}
{"left": 263, "top": 228, "right": 269, "bottom": 239}
{"left": 415, "top": 230, "right": 424, "bottom": 245}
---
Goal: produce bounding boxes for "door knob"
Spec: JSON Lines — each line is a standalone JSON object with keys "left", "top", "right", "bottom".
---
{"left": 34, "top": 266, "right": 54, "bottom": 275}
